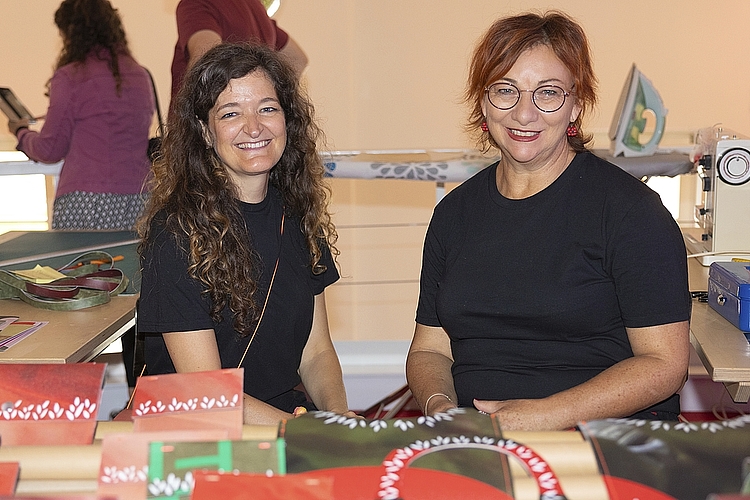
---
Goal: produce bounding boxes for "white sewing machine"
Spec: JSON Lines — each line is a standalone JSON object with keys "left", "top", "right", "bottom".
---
{"left": 683, "top": 126, "right": 750, "bottom": 265}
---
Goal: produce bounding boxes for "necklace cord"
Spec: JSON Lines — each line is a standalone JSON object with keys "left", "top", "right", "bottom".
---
{"left": 237, "top": 212, "right": 285, "bottom": 368}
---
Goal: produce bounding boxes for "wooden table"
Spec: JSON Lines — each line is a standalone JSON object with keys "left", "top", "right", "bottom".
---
{"left": 688, "top": 258, "right": 750, "bottom": 402}
{"left": 0, "top": 294, "right": 137, "bottom": 364}
{"left": 0, "top": 231, "right": 140, "bottom": 292}
{"left": 0, "top": 230, "right": 141, "bottom": 363}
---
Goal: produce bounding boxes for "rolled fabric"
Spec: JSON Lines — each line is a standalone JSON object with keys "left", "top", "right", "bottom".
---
{"left": 15, "top": 479, "right": 98, "bottom": 496}
{"left": 505, "top": 441, "right": 601, "bottom": 478}
{"left": 0, "top": 444, "right": 101, "bottom": 479}
{"left": 512, "top": 475, "right": 609, "bottom": 500}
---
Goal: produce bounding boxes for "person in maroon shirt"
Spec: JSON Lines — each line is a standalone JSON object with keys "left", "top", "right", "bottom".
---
{"left": 7, "top": 0, "right": 154, "bottom": 230}
{"left": 169, "top": 0, "right": 308, "bottom": 113}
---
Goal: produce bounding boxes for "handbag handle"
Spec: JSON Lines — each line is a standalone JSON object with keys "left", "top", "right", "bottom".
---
{"left": 378, "top": 436, "right": 568, "bottom": 500}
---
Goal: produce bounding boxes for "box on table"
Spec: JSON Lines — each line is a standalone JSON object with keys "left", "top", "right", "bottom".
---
{"left": 708, "top": 261, "right": 750, "bottom": 332}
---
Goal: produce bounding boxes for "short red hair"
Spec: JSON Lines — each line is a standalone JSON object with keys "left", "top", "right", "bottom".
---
{"left": 466, "top": 10, "right": 598, "bottom": 152}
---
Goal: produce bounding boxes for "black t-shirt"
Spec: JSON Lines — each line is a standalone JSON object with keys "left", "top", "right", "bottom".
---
{"left": 138, "top": 186, "right": 339, "bottom": 413}
{"left": 416, "top": 151, "right": 691, "bottom": 415}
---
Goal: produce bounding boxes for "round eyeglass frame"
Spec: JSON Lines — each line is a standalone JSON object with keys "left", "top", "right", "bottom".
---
{"left": 484, "top": 82, "right": 573, "bottom": 113}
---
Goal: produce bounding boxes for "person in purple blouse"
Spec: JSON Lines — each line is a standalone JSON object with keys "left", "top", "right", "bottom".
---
{"left": 6, "top": 0, "right": 154, "bottom": 230}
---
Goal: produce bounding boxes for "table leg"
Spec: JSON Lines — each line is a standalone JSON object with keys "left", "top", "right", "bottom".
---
{"left": 724, "top": 381, "right": 750, "bottom": 403}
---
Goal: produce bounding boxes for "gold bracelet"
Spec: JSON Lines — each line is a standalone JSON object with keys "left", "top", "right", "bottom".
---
{"left": 423, "top": 392, "right": 453, "bottom": 414}
{"left": 293, "top": 406, "right": 308, "bottom": 417}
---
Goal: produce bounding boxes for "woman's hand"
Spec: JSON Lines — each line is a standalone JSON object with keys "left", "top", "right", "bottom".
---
{"left": 423, "top": 393, "right": 457, "bottom": 415}
{"left": 8, "top": 118, "right": 31, "bottom": 136}
{"left": 474, "top": 398, "right": 559, "bottom": 431}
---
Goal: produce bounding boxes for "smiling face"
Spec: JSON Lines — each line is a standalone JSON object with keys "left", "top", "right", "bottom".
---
{"left": 205, "top": 70, "right": 287, "bottom": 202}
{"left": 481, "top": 44, "right": 581, "bottom": 172}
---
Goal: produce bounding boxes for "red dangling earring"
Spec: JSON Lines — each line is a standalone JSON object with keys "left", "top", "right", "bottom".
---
{"left": 481, "top": 121, "right": 489, "bottom": 132}
{"left": 566, "top": 124, "right": 578, "bottom": 137}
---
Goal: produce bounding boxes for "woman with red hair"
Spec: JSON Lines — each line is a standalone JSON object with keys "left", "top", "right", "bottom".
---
{"left": 407, "top": 11, "right": 690, "bottom": 431}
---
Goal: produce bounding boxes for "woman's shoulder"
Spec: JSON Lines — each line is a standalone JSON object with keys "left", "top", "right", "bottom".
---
{"left": 51, "top": 61, "right": 79, "bottom": 81}
{"left": 575, "top": 151, "right": 656, "bottom": 195}
{"left": 117, "top": 52, "right": 150, "bottom": 75}
{"left": 144, "top": 211, "right": 183, "bottom": 246}
{"left": 435, "top": 160, "right": 496, "bottom": 211}
{"left": 575, "top": 150, "right": 636, "bottom": 177}
{"left": 572, "top": 151, "right": 671, "bottom": 224}
{"left": 56, "top": 49, "right": 144, "bottom": 76}
{"left": 54, "top": 54, "right": 108, "bottom": 82}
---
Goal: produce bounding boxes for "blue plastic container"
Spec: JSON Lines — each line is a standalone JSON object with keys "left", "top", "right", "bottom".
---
{"left": 708, "top": 261, "right": 750, "bottom": 332}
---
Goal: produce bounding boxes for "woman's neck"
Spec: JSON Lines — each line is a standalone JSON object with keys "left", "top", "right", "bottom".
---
{"left": 496, "top": 148, "right": 577, "bottom": 199}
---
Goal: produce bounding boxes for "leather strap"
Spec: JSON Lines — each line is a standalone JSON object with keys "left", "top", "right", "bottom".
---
{"left": 0, "top": 251, "right": 129, "bottom": 311}
{"left": 144, "top": 67, "right": 164, "bottom": 137}
{"left": 25, "top": 269, "right": 127, "bottom": 298}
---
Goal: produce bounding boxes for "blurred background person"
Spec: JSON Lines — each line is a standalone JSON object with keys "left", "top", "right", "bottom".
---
{"left": 138, "top": 43, "right": 354, "bottom": 424}
{"left": 406, "top": 11, "right": 690, "bottom": 431}
{"left": 6, "top": 0, "right": 154, "bottom": 230}
{"left": 169, "top": 0, "right": 308, "bottom": 113}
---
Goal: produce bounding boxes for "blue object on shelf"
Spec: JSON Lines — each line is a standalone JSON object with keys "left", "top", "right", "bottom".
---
{"left": 708, "top": 261, "right": 750, "bottom": 332}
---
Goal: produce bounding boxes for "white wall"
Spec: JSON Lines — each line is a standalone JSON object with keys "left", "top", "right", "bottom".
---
{"left": 3, "top": 1, "right": 750, "bottom": 150}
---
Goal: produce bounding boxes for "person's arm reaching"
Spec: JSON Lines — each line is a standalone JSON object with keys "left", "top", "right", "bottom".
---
{"left": 186, "top": 29, "right": 223, "bottom": 69}
{"left": 278, "top": 37, "right": 308, "bottom": 77}
{"left": 186, "top": 29, "right": 307, "bottom": 79}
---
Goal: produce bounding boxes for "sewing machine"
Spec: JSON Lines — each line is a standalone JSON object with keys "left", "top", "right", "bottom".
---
{"left": 683, "top": 126, "right": 750, "bottom": 265}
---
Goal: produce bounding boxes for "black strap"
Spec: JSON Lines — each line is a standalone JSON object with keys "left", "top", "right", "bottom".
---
{"left": 144, "top": 67, "right": 164, "bottom": 137}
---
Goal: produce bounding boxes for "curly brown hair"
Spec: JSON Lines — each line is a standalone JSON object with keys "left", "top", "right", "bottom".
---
{"left": 53, "top": 0, "right": 130, "bottom": 94}
{"left": 466, "top": 10, "right": 598, "bottom": 153}
{"left": 137, "top": 42, "right": 337, "bottom": 337}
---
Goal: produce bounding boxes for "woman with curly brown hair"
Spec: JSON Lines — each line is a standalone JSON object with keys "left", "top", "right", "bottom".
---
{"left": 6, "top": 0, "right": 154, "bottom": 229}
{"left": 137, "top": 42, "right": 355, "bottom": 424}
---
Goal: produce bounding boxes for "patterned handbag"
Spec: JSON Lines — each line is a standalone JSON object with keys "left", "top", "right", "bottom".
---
{"left": 282, "top": 408, "right": 568, "bottom": 500}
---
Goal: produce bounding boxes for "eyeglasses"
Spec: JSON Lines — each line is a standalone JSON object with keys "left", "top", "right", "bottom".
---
{"left": 485, "top": 82, "right": 573, "bottom": 113}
